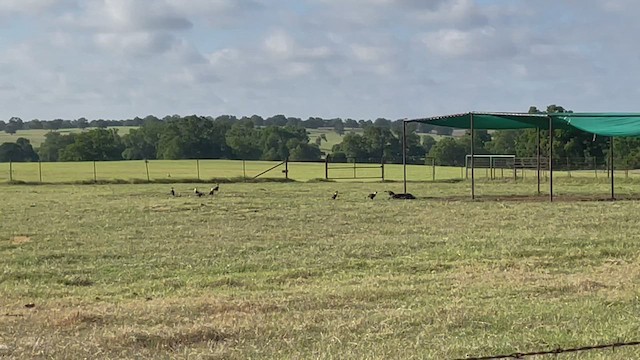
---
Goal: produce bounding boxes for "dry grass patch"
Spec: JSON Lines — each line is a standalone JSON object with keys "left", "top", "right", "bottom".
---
{"left": 9, "top": 235, "right": 30, "bottom": 245}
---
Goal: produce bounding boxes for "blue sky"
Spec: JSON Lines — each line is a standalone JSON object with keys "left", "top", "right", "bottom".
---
{"left": 0, "top": 0, "right": 639, "bottom": 120}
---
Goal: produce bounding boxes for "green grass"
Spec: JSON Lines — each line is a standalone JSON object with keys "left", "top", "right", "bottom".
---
{"left": 0, "top": 127, "right": 137, "bottom": 147}
{"left": 2, "top": 181, "right": 640, "bottom": 358}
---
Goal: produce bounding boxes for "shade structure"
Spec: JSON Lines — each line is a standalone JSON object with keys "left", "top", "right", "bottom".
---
{"left": 406, "top": 112, "right": 640, "bottom": 136}
{"left": 402, "top": 112, "right": 640, "bottom": 201}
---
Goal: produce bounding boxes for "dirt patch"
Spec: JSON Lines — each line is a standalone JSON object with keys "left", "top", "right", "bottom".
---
{"left": 10, "top": 236, "right": 31, "bottom": 245}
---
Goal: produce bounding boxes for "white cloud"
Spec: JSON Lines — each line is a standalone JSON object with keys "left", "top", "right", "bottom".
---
{"left": 1, "top": 0, "right": 640, "bottom": 120}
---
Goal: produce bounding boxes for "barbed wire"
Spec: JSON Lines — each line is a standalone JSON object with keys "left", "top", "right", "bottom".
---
{"left": 453, "top": 340, "right": 640, "bottom": 360}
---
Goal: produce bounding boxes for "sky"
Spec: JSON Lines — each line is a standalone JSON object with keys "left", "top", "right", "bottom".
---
{"left": 1, "top": 0, "right": 639, "bottom": 121}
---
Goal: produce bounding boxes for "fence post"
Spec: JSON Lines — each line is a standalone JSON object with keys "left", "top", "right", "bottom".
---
{"left": 381, "top": 158, "right": 385, "bottom": 182}
{"left": 9, "top": 161, "right": 12, "bottom": 182}
{"left": 353, "top": 160, "right": 356, "bottom": 179}
{"left": 432, "top": 158, "right": 436, "bottom": 181}
{"left": 243, "top": 160, "right": 247, "bottom": 180}
{"left": 38, "top": 161, "right": 42, "bottom": 183}
{"left": 93, "top": 161, "right": 97, "bottom": 183}
{"left": 196, "top": 159, "right": 200, "bottom": 180}
{"left": 567, "top": 157, "right": 571, "bottom": 178}
{"left": 325, "top": 156, "right": 329, "bottom": 180}
{"left": 144, "top": 159, "right": 150, "bottom": 182}
{"left": 284, "top": 157, "right": 289, "bottom": 180}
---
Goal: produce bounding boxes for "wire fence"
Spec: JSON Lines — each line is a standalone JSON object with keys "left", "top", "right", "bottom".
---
{"left": 454, "top": 340, "right": 640, "bottom": 359}
{"left": 1, "top": 157, "right": 640, "bottom": 184}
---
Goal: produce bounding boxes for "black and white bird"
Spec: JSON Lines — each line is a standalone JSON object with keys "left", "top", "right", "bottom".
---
{"left": 368, "top": 191, "right": 377, "bottom": 200}
{"left": 208, "top": 184, "right": 219, "bottom": 195}
{"left": 332, "top": 191, "right": 339, "bottom": 200}
{"left": 193, "top": 188, "right": 205, "bottom": 197}
{"left": 170, "top": 187, "right": 176, "bottom": 196}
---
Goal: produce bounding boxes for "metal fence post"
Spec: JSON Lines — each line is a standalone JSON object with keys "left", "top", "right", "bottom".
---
{"left": 380, "top": 158, "right": 385, "bottom": 181}
{"left": 38, "top": 161, "right": 42, "bottom": 183}
{"left": 196, "top": 159, "right": 200, "bottom": 180}
{"left": 93, "top": 161, "right": 97, "bottom": 183}
{"left": 243, "top": 160, "right": 247, "bottom": 180}
{"left": 9, "top": 161, "right": 12, "bottom": 182}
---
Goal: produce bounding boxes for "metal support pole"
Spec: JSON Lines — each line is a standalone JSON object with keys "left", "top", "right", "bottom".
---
{"left": 381, "top": 158, "right": 385, "bottom": 181}
{"left": 324, "top": 156, "right": 328, "bottom": 180}
{"left": 610, "top": 136, "right": 615, "bottom": 200}
{"left": 537, "top": 127, "right": 541, "bottom": 195}
{"left": 9, "top": 161, "right": 12, "bottom": 182}
{"left": 93, "top": 161, "right": 97, "bottom": 183}
{"left": 38, "top": 161, "right": 42, "bottom": 183}
{"left": 196, "top": 159, "right": 200, "bottom": 180}
{"left": 403, "top": 120, "right": 407, "bottom": 194}
{"left": 243, "top": 160, "right": 247, "bottom": 180}
{"left": 470, "top": 113, "right": 475, "bottom": 200}
{"left": 548, "top": 116, "right": 553, "bottom": 202}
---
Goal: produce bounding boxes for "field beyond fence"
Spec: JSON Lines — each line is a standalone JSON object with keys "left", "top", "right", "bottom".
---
{"left": 1, "top": 159, "right": 639, "bottom": 185}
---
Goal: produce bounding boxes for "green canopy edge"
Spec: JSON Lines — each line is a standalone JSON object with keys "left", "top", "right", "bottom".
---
{"left": 406, "top": 112, "right": 640, "bottom": 137}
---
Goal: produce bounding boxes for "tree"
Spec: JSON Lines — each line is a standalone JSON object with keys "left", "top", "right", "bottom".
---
{"left": 38, "top": 132, "right": 77, "bottom": 161}
{"left": 59, "top": 129, "right": 124, "bottom": 161}
{"left": 485, "top": 130, "right": 519, "bottom": 154}
{"left": 333, "top": 119, "right": 345, "bottom": 136}
{"left": 289, "top": 143, "right": 322, "bottom": 161}
{"left": 76, "top": 117, "right": 90, "bottom": 130}
{"left": 422, "top": 135, "right": 437, "bottom": 155}
{"left": 4, "top": 117, "right": 23, "bottom": 134}
{"left": 429, "top": 137, "right": 468, "bottom": 166}
{"left": 0, "top": 138, "right": 39, "bottom": 162}
{"left": 226, "top": 120, "right": 262, "bottom": 160}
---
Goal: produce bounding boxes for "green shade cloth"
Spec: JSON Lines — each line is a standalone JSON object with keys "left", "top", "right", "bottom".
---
{"left": 407, "top": 112, "right": 640, "bottom": 136}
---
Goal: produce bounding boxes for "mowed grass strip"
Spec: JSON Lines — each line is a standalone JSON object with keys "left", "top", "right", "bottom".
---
{"left": 1, "top": 182, "right": 640, "bottom": 359}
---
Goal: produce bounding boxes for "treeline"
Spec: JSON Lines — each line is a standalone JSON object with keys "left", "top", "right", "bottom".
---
{"left": 0, "top": 114, "right": 454, "bottom": 135}
{"left": 3, "top": 105, "right": 640, "bottom": 169}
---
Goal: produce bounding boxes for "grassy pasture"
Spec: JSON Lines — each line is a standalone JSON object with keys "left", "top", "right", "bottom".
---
{"left": 2, "top": 181, "right": 640, "bottom": 358}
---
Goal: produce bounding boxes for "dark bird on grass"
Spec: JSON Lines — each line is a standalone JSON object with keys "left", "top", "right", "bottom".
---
{"left": 24, "top": 303, "right": 35, "bottom": 308}
{"left": 208, "top": 184, "right": 219, "bottom": 195}
{"left": 193, "top": 188, "right": 205, "bottom": 197}
{"left": 170, "top": 187, "right": 176, "bottom": 196}
{"left": 332, "top": 191, "right": 339, "bottom": 200}
{"left": 386, "top": 190, "right": 416, "bottom": 200}
{"left": 368, "top": 191, "right": 377, "bottom": 200}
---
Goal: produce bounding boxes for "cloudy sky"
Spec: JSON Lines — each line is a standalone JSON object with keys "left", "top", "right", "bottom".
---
{"left": 0, "top": 0, "right": 638, "bottom": 120}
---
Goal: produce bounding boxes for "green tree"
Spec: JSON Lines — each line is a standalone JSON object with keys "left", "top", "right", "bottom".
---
{"left": 59, "top": 128, "right": 124, "bottom": 161}
{"left": 226, "top": 120, "right": 262, "bottom": 160}
{"left": 0, "top": 138, "right": 39, "bottom": 162}
{"left": 429, "top": 137, "right": 467, "bottom": 166}
{"left": 38, "top": 132, "right": 77, "bottom": 162}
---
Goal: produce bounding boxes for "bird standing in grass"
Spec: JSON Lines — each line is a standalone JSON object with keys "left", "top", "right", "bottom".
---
{"left": 208, "top": 184, "right": 219, "bottom": 195}
{"left": 332, "top": 191, "right": 339, "bottom": 200}
{"left": 194, "top": 188, "right": 204, "bottom": 197}
{"left": 368, "top": 191, "right": 377, "bottom": 200}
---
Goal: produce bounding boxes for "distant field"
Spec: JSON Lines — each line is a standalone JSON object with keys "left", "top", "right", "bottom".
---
{"left": 0, "top": 127, "right": 137, "bottom": 147}
{"left": 2, "top": 181, "right": 640, "bottom": 358}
